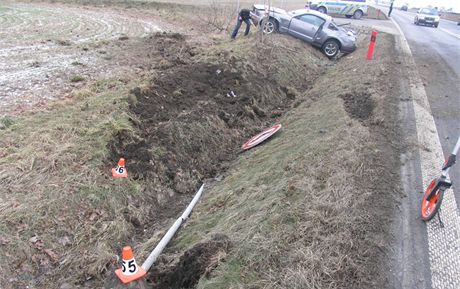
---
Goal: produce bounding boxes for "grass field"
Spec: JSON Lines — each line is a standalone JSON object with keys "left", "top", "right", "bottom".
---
{"left": 441, "top": 12, "right": 460, "bottom": 22}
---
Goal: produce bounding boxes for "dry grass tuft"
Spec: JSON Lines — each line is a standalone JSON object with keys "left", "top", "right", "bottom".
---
{"left": 197, "top": 0, "right": 236, "bottom": 32}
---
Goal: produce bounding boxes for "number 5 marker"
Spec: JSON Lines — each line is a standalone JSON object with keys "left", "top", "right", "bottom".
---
{"left": 115, "top": 246, "right": 146, "bottom": 284}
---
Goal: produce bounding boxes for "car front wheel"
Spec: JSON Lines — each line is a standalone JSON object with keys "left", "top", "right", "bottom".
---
{"left": 318, "top": 7, "right": 327, "bottom": 14}
{"left": 322, "top": 39, "right": 340, "bottom": 59}
{"left": 262, "top": 18, "right": 278, "bottom": 34}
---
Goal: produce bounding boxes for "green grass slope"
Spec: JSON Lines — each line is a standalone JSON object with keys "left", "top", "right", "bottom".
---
{"left": 163, "top": 33, "right": 402, "bottom": 289}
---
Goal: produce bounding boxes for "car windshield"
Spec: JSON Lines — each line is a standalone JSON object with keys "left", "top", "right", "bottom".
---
{"left": 420, "top": 8, "right": 438, "bottom": 15}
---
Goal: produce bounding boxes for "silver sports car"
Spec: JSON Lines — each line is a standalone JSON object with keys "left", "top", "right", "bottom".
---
{"left": 252, "top": 5, "right": 357, "bottom": 58}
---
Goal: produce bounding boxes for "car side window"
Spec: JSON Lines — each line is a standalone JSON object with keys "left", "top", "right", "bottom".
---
{"left": 297, "top": 14, "right": 325, "bottom": 27}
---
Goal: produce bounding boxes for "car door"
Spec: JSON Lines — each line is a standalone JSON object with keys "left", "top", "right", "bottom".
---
{"left": 288, "top": 14, "right": 326, "bottom": 43}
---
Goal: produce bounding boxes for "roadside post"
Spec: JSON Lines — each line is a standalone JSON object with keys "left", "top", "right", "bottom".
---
{"left": 367, "top": 31, "right": 378, "bottom": 60}
{"left": 236, "top": 0, "right": 239, "bottom": 18}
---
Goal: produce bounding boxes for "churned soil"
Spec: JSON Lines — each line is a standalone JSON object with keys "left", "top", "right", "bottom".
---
{"left": 339, "top": 91, "right": 376, "bottom": 121}
{"left": 109, "top": 32, "right": 319, "bottom": 201}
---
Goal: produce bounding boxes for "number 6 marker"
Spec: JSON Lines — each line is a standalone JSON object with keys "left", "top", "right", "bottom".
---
{"left": 112, "top": 158, "right": 128, "bottom": 178}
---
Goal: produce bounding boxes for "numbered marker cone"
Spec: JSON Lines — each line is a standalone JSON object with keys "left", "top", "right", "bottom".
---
{"left": 112, "top": 158, "right": 128, "bottom": 178}
{"left": 115, "top": 246, "right": 146, "bottom": 284}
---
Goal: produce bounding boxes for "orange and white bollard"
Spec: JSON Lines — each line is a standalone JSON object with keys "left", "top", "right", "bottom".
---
{"left": 115, "top": 246, "right": 146, "bottom": 284}
{"left": 367, "top": 31, "right": 378, "bottom": 60}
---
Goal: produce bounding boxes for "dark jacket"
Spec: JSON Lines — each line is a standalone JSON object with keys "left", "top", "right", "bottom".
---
{"left": 239, "top": 9, "right": 251, "bottom": 20}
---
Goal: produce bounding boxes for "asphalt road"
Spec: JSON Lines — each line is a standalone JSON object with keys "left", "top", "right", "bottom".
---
{"left": 390, "top": 9, "right": 460, "bottom": 208}
{"left": 335, "top": 8, "right": 460, "bottom": 289}
{"left": 373, "top": 8, "right": 460, "bottom": 289}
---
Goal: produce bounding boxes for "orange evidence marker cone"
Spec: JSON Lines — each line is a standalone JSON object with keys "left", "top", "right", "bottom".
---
{"left": 112, "top": 158, "right": 128, "bottom": 178}
{"left": 115, "top": 246, "right": 147, "bottom": 284}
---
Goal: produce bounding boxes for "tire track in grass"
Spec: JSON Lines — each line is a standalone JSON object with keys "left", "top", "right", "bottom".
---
{"left": 0, "top": 2, "right": 162, "bottom": 115}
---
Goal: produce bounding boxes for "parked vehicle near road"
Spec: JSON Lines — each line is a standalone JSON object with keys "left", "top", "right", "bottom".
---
{"left": 400, "top": 4, "right": 408, "bottom": 11}
{"left": 308, "top": 0, "right": 368, "bottom": 19}
{"left": 252, "top": 5, "right": 357, "bottom": 58}
{"left": 414, "top": 8, "right": 440, "bottom": 28}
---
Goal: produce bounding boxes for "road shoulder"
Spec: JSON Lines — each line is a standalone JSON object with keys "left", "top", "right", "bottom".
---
{"left": 390, "top": 15, "right": 460, "bottom": 289}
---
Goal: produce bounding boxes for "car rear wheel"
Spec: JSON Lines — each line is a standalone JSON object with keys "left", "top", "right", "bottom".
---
{"left": 434, "top": 23, "right": 438, "bottom": 28}
{"left": 353, "top": 10, "right": 363, "bottom": 19}
{"left": 318, "top": 6, "right": 327, "bottom": 14}
{"left": 322, "top": 39, "right": 340, "bottom": 58}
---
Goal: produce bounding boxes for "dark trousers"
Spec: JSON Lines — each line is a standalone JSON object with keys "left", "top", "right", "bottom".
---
{"left": 231, "top": 18, "right": 251, "bottom": 39}
{"left": 388, "top": 5, "right": 393, "bottom": 16}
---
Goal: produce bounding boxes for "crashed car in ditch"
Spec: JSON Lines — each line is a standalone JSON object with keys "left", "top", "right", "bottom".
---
{"left": 252, "top": 4, "right": 357, "bottom": 58}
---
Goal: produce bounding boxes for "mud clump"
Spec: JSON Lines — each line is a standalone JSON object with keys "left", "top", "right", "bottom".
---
{"left": 149, "top": 234, "right": 231, "bottom": 289}
{"left": 339, "top": 92, "right": 375, "bottom": 121}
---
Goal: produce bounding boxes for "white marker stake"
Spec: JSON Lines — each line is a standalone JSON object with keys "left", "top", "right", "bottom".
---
{"left": 141, "top": 184, "right": 205, "bottom": 271}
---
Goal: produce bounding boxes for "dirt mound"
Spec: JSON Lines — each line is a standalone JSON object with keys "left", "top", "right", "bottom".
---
{"left": 110, "top": 35, "right": 301, "bottom": 197}
{"left": 339, "top": 91, "right": 375, "bottom": 121}
{"left": 149, "top": 234, "right": 230, "bottom": 289}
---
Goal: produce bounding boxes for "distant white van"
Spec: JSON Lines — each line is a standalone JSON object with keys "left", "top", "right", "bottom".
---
{"left": 308, "top": 0, "right": 369, "bottom": 19}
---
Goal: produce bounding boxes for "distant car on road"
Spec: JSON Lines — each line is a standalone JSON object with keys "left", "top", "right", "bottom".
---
{"left": 400, "top": 4, "right": 408, "bottom": 11}
{"left": 414, "top": 8, "right": 440, "bottom": 28}
{"left": 252, "top": 5, "right": 357, "bottom": 58}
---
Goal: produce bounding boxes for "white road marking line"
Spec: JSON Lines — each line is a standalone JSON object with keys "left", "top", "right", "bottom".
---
{"left": 391, "top": 17, "right": 460, "bottom": 289}
{"left": 440, "top": 28, "right": 460, "bottom": 40}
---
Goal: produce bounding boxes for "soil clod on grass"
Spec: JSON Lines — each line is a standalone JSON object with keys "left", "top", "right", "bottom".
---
{"left": 339, "top": 91, "right": 375, "bottom": 121}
